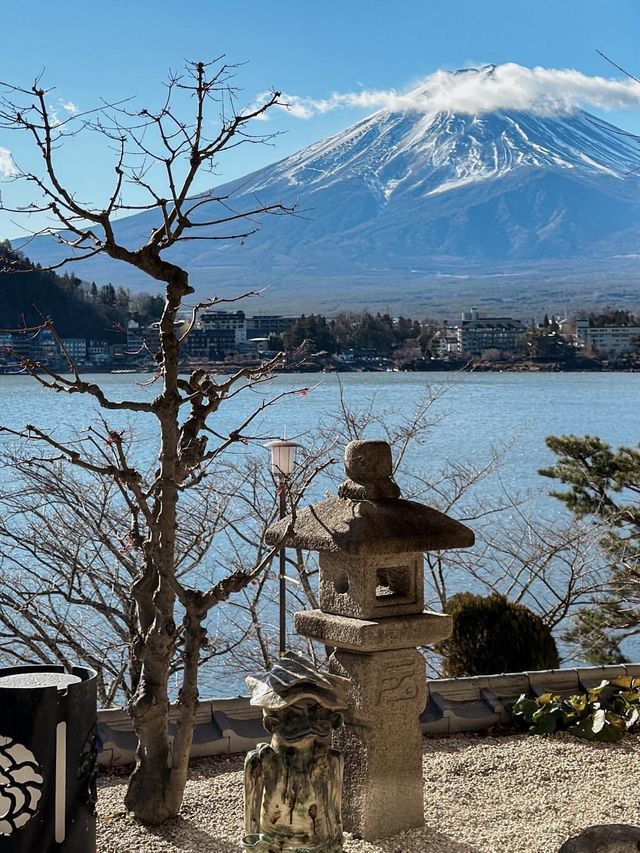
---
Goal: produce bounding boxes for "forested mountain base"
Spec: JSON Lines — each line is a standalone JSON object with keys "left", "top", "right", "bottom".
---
{"left": 0, "top": 241, "right": 162, "bottom": 339}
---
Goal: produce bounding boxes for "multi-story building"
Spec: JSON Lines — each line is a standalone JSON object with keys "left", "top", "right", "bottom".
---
{"left": 181, "top": 327, "right": 238, "bottom": 362}
{"left": 200, "top": 310, "right": 247, "bottom": 344}
{"left": 126, "top": 320, "right": 144, "bottom": 359}
{"left": 61, "top": 338, "right": 88, "bottom": 360}
{"left": 434, "top": 329, "right": 460, "bottom": 358}
{"left": 142, "top": 322, "right": 161, "bottom": 358}
{"left": 0, "top": 332, "right": 15, "bottom": 363}
{"left": 575, "top": 319, "right": 640, "bottom": 356}
{"left": 88, "top": 340, "right": 110, "bottom": 364}
{"left": 457, "top": 309, "right": 523, "bottom": 356}
{"left": 179, "top": 310, "right": 254, "bottom": 362}
{"left": 35, "top": 329, "right": 58, "bottom": 362}
{"left": 245, "top": 314, "right": 296, "bottom": 339}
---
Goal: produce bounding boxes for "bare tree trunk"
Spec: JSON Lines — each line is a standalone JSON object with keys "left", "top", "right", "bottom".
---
{"left": 125, "top": 277, "right": 186, "bottom": 821}
{"left": 170, "top": 600, "right": 206, "bottom": 813}
{"left": 124, "top": 587, "right": 176, "bottom": 821}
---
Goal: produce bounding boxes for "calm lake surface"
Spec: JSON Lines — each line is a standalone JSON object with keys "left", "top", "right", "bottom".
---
{"left": 1, "top": 371, "right": 639, "bottom": 694}
{"left": 1, "top": 370, "right": 638, "bottom": 492}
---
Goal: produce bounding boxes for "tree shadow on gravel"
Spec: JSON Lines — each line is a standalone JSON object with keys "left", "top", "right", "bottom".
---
{"left": 345, "top": 829, "right": 485, "bottom": 852}
{"left": 146, "top": 818, "right": 240, "bottom": 852}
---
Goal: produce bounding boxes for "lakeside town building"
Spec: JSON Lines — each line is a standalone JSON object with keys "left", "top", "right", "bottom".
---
{"left": 456, "top": 308, "right": 524, "bottom": 357}
{"left": 183, "top": 310, "right": 247, "bottom": 362}
{"left": 180, "top": 311, "right": 296, "bottom": 364}
{"left": 575, "top": 319, "right": 640, "bottom": 356}
{"left": 245, "top": 314, "right": 296, "bottom": 339}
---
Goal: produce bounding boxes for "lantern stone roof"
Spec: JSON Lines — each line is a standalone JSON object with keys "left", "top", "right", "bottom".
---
{"left": 265, "top": 495, "right": 474, "bottom": 555}
{"left": 265, "top": 439, "right": 474, "bottom": 555}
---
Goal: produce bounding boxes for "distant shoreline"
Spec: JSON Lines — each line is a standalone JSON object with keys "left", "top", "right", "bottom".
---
{"left": 1, "top": 360, "right": 639, "bottom": 376}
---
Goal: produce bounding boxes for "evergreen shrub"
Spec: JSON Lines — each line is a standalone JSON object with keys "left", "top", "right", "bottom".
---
{"left": 438, "top": 592, "right": 560, "bottom": 677}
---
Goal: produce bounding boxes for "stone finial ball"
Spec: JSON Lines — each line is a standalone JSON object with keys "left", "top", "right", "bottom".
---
{"left": 344, "top": 440, "right": 393, "bottom": 483}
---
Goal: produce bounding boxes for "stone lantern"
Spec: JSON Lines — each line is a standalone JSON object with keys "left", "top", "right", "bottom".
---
{"left": 265, "top": 439, "right": 474, "bottom": 841}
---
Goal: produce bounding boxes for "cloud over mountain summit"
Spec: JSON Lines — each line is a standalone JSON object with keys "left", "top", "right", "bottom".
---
{"left": 278, "top": 62, "right": 640, "bottom": 119}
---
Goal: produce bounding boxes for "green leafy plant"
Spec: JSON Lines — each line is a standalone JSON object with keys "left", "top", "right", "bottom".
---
{"left": 512, "top": 676, "right": 640, "bottom": 742}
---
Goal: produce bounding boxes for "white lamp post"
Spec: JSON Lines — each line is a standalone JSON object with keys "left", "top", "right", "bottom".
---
{"left": 265, "top": 438, "right": 301, "bottom": 656}
{"left": 266, "top": 439, "right": 300, "bottom": 480}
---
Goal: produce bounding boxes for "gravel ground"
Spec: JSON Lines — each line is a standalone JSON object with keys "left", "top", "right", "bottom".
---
{"left": 97, "top": 732, "right": 640, "bottom": 853}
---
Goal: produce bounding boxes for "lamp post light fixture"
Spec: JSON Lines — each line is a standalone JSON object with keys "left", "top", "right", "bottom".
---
{"left": 264, "top": 438, "right": 302, "bottom": 656}
{"left": 266, "top": 438, "right": 300, "bottom": 479}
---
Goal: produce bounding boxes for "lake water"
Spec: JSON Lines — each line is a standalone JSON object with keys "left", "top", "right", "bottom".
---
{"left": 2, "top": 370, "right": 639, "bottom": 481}
{"left": 1, "top": 371, "right": 639, "bottom": 694}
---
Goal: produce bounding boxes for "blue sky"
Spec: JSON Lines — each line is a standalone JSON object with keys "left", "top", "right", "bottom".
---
{"left": 1, "top": 0, "right": 640, "bottom": 240}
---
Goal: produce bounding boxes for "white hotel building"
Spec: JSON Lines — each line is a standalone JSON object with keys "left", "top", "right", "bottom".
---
{"left": 575, "top": 320, "right": 640, "bottom": 356}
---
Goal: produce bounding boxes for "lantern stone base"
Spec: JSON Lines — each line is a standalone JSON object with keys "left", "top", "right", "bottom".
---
{"left": 327, "top": 648, "right": 427, "bottom": 840}
{"left": 294, "top": 609, "right": 452, "bottom": 653}
{"left": 295, "top": 609, "right": 452, "bottom": 838}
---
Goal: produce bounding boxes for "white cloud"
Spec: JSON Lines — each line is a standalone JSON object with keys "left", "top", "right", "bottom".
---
{"left": 0, "top": 147, "right": 16, "bottom": 178}
{"left": 277, "top": 63, "right": 640, "bottom": 119}
{"left": 62, "top": 101, "right": 79, "bottom": 114}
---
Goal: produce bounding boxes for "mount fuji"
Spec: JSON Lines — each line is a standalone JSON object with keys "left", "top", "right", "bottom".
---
{"left": 22, "top": 69, "right": 640, "bottom": 315}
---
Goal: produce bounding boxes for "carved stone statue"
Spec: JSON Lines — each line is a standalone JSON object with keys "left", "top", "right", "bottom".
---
{"left": 242, "top": 651, "right": 350, "bottom": 853}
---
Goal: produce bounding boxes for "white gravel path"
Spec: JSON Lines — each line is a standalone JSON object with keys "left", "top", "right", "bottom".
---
{"left": 97, "top": 732, "right": 640, "bottom": 852}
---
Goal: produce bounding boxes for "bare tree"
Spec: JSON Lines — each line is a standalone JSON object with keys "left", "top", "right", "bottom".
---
{"left": 0, "top": 59, "right": 299, "bottom": 824}
{"left": 204, "top": 384, "right": 612, "bottom": 676}
{"left": 0, "top": 443, "right": 253, "bottom": 706}
{"left": 0, "top": 430, "right": 334, "bottom": 700}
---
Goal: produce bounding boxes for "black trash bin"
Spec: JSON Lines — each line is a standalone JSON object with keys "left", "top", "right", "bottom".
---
{"left": 0, "top": 664, "right": 97, "bottom": 852}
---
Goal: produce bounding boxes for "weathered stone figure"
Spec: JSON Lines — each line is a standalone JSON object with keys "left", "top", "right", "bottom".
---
{"left": 243, "top": 651, "right": 350, "bottom": 853}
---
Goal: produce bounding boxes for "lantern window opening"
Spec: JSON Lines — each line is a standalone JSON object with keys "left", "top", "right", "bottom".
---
{"left": 375, "top": 565, "right": 414, "bottom": 606}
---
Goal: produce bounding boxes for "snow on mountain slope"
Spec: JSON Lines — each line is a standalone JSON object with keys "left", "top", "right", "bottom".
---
{"left": 254, "top": 107, "right": 638, "bottom": 199}
{"left": 21, "top": 70, "right": 640, "bottom": 313}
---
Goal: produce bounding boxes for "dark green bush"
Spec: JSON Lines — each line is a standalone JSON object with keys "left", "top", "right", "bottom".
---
{"left": 437, "top": 592, "right": 560, "bottom": 677}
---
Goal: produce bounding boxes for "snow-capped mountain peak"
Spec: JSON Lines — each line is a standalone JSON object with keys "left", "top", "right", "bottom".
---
{"left": 254, "top": 105, "right": 638, "bottom": 205}
{"left": 22, "top": 79, "right": 640, "bottom": 315}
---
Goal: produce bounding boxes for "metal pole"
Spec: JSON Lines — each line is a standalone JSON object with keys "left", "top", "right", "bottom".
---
{"left": 279, "top": 480, "right": 287, "bottom": 656}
